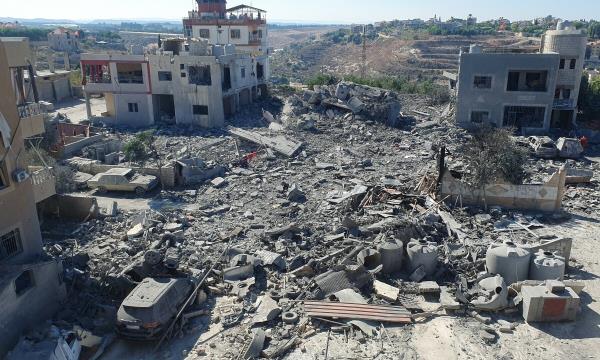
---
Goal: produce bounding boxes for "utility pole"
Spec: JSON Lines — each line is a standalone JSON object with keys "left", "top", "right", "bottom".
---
{"left": 361, "top": 25, "right": 367, "bottom": 79}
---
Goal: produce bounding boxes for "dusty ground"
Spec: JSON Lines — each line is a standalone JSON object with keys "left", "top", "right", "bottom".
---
{"left": 52, "top": 97, "right": 107, "bottom": 123}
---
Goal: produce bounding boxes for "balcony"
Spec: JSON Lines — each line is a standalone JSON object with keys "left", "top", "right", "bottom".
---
{"left": 29, "top": 166, "right": 56, "bottom": 203}
{"left": 18, "top": 103, "right": 45, "bottom": 138}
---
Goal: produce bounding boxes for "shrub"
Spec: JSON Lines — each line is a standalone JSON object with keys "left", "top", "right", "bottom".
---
{"left": 460, "top": 126, "right": 527, "bottom": 187}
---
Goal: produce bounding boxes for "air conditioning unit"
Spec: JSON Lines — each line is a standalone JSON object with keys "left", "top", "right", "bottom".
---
{"left": 13, "top": 169, "right": 30, "bottom": 183}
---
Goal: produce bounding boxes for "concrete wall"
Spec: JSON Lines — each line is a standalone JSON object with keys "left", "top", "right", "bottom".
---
{"left": 34, "top": 76, "right": 72, "bottom": 103}
{"left": 40, "top": 194, "right": 99, "bottom": 221}
{"left": 441, "top": 167, "right": 566, "bottom": 212}
{"left": 0, "top": 261, "right": 66, "bottom": 356}
{"left": 112, "top": 93, "right": 154, "bottom": 127}
{"left": 165, "top": 56, "right": 225, "bottom": 128}
{"left": 68, "top": 158, "right": 176, "bottom": 188}
{"left": 456, "top": 52, "right": 559, "bottom": 133}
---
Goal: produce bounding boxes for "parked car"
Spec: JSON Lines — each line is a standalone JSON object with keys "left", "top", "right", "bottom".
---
{"left": 116, "top": 277, "right": 195, "bottom": 340}
{"left": 88, "top": 168, "right": 158, "bottom": 195}
{"left": 528, "top": 136, "right": 558, "bottom": 159}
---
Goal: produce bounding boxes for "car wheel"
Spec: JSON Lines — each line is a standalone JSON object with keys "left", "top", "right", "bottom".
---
{"left": 97, "top": 186, "right": 107, "bottom": 194}
{"left": 135, "top": 187, "right": 146, "bottom": 196}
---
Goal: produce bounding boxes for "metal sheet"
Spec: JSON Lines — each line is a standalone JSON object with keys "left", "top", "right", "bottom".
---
{"left": 304, "top": 301, "right": 412, "bottom": 324}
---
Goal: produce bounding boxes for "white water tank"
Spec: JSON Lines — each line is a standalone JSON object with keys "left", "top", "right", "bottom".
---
{"left": 486, "top": 241, "right": 531, "bottom": 285}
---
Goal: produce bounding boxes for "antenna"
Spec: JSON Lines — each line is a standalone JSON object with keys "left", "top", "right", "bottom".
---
{"left": 361, "top": 24, "right": 367, "bottom": 78}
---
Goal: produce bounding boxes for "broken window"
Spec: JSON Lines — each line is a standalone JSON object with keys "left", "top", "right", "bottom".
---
{"left": 473, "top": 76, "right": 492, "bottom": 89}
{"left": 180, "top": 64, "right": 185, "bottom": 70}
{"left": 158, "top": 71, "right": 172, "bottom": 81}
{"left": 188, "top": 66, "right": 212, "bottom": 86}
{"left": 563, "top": 88, "right": 571, "bottom": 99}
{"left": 184, "top": 25, "right": 192, "bottom": 37}
{"left": 471, "top": 111, "right": 490, "bottom": 124}
{"left": 1, "top": 229, "right": 22, "bottom": 260}
{"left": 128, "top": 103, "right": 139, "bottom": 113}
{"left": 241, "top": 67, "right": 246, "bottom": 79}
{"left": 193, "top": 105, "right": 209, "bottom": 115}
{"left": 257, "top": 63, "right": 264, "bottom": 80}
{"left": 570, "top": 59, "right": 576, "bottom": 70}
{"left": 199, "top": 29, "right": 210, "bottom": 39}
{"left": 0, "top": 161, "right": 8, "bottom": 190}
{"left": 559, "top": 59, "right": 565, "bottom": 69}
{"left": 117, "top": 63, "right": 144, "bottom": 84}
{"left": 231, "top": 29, "right": 241, "bottom": 39}
{"left": 14, "top": 270, "right": 34, "bottom": 296}
{"left": 507, "top": 71, "right": 548, "bottom": 92}
{"left": 503, "top": 106, "right": 545, "bottom": 128}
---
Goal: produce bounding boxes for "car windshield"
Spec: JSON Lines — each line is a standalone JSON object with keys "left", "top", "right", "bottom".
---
{"left": 125, "top": 172, "right": 135, "bottom": 180}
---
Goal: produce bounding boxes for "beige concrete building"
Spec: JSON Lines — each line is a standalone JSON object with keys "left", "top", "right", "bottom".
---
{"left": 183, "top": 1, "right": 269, "bottom": 56}
{"left": 47, "top": 28, "right": 82, "bottom": 53}
{"left": 0, "top": 37, "right": 64, "bottom": 357}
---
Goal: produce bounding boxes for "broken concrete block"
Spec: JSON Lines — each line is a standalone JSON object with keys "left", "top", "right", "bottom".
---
{"left": 373, "top": 280, "right": 400, "bottom": 302}
{"left": 164, "top": 223, "right": 183, "bottom": 232}
{"left": 521, "top": 281, "right": 580, "bottom": 322}
{"left": 419, "top": 281, "right": 441, "bottom": 294}
{"left": 127, "top": 223, "right": 144, "bottom": 239}
{"left": 440, "top": 286, "right": 461, "bottom": 310}
{"left": 211, "top": 177, "right": 228, "bottom": 188}
{"left": 347, "top": 97, "right": 365, "bottom": 114}
{"left": 287, "top": 184, "right": 306, "bottom": 202}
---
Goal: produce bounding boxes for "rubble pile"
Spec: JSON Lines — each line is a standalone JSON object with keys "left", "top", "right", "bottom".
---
{"left": 29, "top": 82, "right": 597, "bottom": 359}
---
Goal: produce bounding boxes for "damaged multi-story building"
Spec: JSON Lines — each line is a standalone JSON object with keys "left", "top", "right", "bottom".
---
{"left": 81, "top": 1, "right": 270, "bottom": 128}
{"left": 455, "top": 21, "right": 587, "bottom": 134}
{"left": 0, "top": 37, "right": 64, "bottom": 356}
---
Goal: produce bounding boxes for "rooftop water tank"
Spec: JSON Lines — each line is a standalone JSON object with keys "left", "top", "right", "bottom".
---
{"left": 406, "top": 239, "right": 438, "bottom": 276}
{"left": 378, "top": 240, "right": 404, "bottom": 274}
{"left": 486, "top": 241, "right": 531, "bottom": 285}
{"left": 530, "top": 250, "right": 566, "bottom": 281}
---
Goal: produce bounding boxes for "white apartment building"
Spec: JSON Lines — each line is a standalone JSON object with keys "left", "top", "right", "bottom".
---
{"left": 81, "top": 38, "right": 269, "bottom": 128}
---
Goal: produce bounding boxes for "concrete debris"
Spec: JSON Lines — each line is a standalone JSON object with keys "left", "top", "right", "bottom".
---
{"left": 19, "top": 77, "right": 596, "bottom": 360}
{"left": 373, "top": 280, "right": 400, "bottom": 302}
{"left": 522, "top": 281, "right": 580, "bottom": 322}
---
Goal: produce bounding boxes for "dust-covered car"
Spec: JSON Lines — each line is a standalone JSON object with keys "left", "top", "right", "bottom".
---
{"left": 116, "top": 277, "right": 195, "bottom": 340}
{"left": 88, "top": 168, "right": 158, "bottom": 195}
{"left": 528, "top": 136, "right": 558, "bottom": 159}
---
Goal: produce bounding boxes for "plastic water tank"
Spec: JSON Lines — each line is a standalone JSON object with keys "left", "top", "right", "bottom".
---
{"left": 378, "top": 240, "right": 403, "bottom": 274}
{"left": 406, "top": 239, "right": 438, "bottom": 275}
{"left": 529, "top": 250, "right": 566, "bottom": 281}
{"left": 486, "top": 242, "right": 531, "bottom": 285}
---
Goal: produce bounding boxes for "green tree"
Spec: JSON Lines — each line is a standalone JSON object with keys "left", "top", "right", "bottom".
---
{"left": 123, "top": 130, "right": 155, "bottom": 164}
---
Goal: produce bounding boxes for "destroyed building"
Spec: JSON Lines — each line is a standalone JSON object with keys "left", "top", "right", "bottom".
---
{"left": 455, "top": 21, "right": 587, "bottom": 133}
{"left": 80, "top": 2, "right": 270, "bottom": 128}
{"left": 0, "top": 37, "right": 64, "bottom": 357}
{"left": 47, "top": 28, "right": 82, "bottom": 53}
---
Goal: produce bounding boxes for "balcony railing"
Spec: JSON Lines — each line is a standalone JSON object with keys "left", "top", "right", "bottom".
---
{"left": 17, "top": 103, "right": 43, "bottom": 119}
{"left": 29, "top": 166, "right": 56, "bottom": 203}
{"left": 85, "top": 74, "right": 112, "bottom": 84}
{"left": 553, "top": 99, "right": 575, "bottom": 109}
{"left": 18, "top": 103, "right": 46, "bottom": 138}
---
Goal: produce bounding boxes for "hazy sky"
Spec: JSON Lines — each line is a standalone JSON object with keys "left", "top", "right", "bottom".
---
{"left": 3, "top": 0, "right": 599, "bottom": 23}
